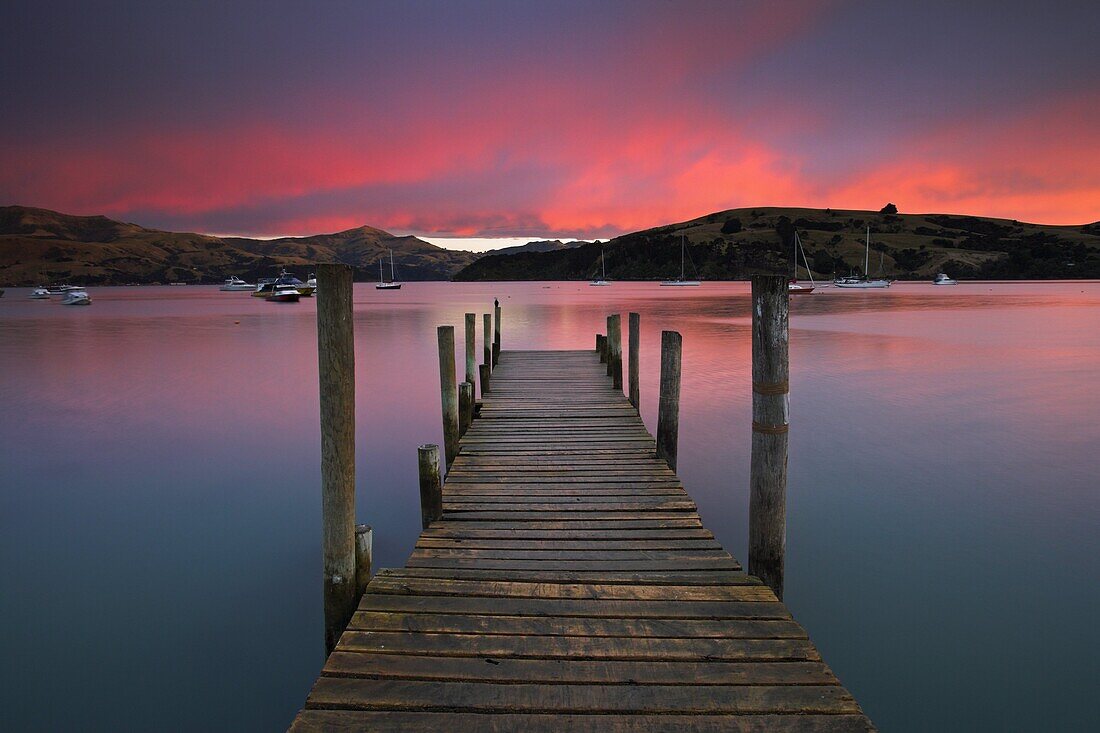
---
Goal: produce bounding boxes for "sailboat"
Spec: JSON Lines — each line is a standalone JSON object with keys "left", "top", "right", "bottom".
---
{"left": 590, "top": 248, "right": 610, "bottom": 286}
{"left": 788, "top": 232, "right": 816, "bottom": 294}
{"left": 834, "top": 227, "right": 891, "bottom": 288}
{"left": 376, "top": 249, "right": 402, "bottom": 290}
{"left": 660, "top": 236, "right": 701, "bottom": 286}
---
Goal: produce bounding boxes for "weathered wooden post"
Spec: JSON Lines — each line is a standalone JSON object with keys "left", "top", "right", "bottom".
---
{"left": 479, "top": 363, "right": 491, "bottom": 395}
{"left": 483, "top": 313, "right": 492, "bottom": 372}
{"left": 465, "top": 313, "right": 477, "bottom": 397}
{"left": 492, "top": 299, "right": 501, "bottom": 366}
{"left": 417, "top": 444, "right": 442, "bottom": 529}
{"left": 315, "top": 263, "right": 357, "bottom": 654}
{"left": 628, "top": 312, "right": 640, "bottom": 410}
{"left": 354, "top": 524, "right": 372, "bottom": 600}
{"left": 656, "top": 330, "right": 682, "bottom": 471}
{"left": 606, "top": 316, "right": 615, "bottom": 376}
{"left": 459, "top": 381, "right": 473, "bottom": 436}
{"left": 437, "top": 326, "right": 460, "bottom": 470}
{"left": 749, "top": 274, "right": 790, "bottom": 600}
{"left": 597, "top": 334, "right": 607, "bottom": 362}
{"left": 595, "top": 333, "right": 603, "bottom": 353}
{"left": 608, "top": 314, "right": 623, "bottom": 391}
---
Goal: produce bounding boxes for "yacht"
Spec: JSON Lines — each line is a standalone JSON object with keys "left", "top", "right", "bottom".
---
{"left": 590, "top": 248, "right": 611, "bottom": 286}
{"left": 265, "top": 283, "right": 301, "bottom": 302}
{"left": 61, "top": 289, "right": 91, "bottom": 305}
{"left": 933, "top": 273, "right": 958, "bottom": 285}
{"left": 306, "top": 273, "right": 317, "bottom": 291}
{"left": 47, "top": 284, "right": 80, "bottom": 294}
{"left": 29, "top": 287, "right": 51, "bottom": 299}
{"left": 220, "top": 276, "right": 255, "bottom": 291}
{"left": 834, "top": 227, "right": 891, "bottom": 288}
{"left": 253, "top": 270, "right": 314, "bottom": 297}
{"left": 376, "top": 250, "right": 403, "bottom": 290}
{"left": 788, "top": 232, "right": 816, "bottom": 294}
{"left": 660, "top": 236, "right": 701, "bottom": 286}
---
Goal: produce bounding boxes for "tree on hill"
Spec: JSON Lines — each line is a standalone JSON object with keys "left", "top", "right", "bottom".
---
{"left": 720, "top": 218, "right": 742, "bottom": 234}
{"left": 880, "top": 203, "right": 898, "bottom": 215}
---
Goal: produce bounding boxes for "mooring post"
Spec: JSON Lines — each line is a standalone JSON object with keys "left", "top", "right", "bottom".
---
{"left": 459, "top": 381, "right": 473, "bottom": 437}
{"left": 595, "top": 333, "right": 602, "bottom": 353}
{"left": 315, "top": 263, "right": 357, "bottom": 655}
{"left": 437, "top": 326, "right": 460, "bottom": 470}
{"left": 492, "top": 299, "right": 501, "bottom": 367}
{"left": 608, "top": 314, "right": 623, "bottom": 390}
{"left": 628, "top": 312, "right": 640, "bottom": 410}
{"left": 656, "top": 330, "right": 682, "bottom": 471}
{"left": 479, "top": 363, "right": 491, "bottom": 395}
{"left": 483, "top": 313, "right": 492, "bottom": 372}
{"left": 597, "top": 334, "right": 607, "bottom": 362}
{"left": 417, "top": 444, "right": 443, "bottom": 529}
{"left": 749, "top": 274, "right": 790, "bottom": 600}
{"left": 464, "top": 313, "right": 476, "bottom": 397}
{"left": 354, "top": 524, "right": 372, "bottom": 600}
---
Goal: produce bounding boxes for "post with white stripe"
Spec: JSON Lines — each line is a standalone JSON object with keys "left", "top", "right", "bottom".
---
{"left": 748, "top": 274, "right": 789, "bottom": 600}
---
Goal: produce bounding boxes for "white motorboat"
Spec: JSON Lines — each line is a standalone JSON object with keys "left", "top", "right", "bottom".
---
{"left": 933, "top": 273, "right": 958, "bottom": 285}
{"left": 789, "top": 232, "right": 817, "bottom": 294}
{"left": 29, "top": 287, "right": 51, "bottom": 299}
{"left": 47, "top": 284, "right": 80, "bottom": 294}
{"left": 220, "top": 276, "right": 255, "bottom": 291}
{"left": 265, "top": 284, "right": 301, "bottom": 302}
{"left": 660, "top": 235, "right": 701, "bottom": 286}
{"left": 834, "top": 227, "right": 891, "bottom": 288}
{"left": 253, "top": 269, "right": 314, "bottom": 297}
{"left": 306, "top": 273, "right": 317, "bottom": 291}
{"left": 376, "top": 250, "right": 403, "bottom": 289}
{"left": 590, "top": 248, "right": 611, "bottom": 286}
{"left": 61, "top": 289, "right": 91, "bottom": 305}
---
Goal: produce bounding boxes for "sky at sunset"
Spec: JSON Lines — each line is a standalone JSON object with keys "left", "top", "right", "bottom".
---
{"left": 2, "top": 0, "right": 1098, "bottom": 244}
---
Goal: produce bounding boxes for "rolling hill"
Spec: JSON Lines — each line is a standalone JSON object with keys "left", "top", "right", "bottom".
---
{"left": 455, "top": 207, "right": 1100, "bottom": 281}
{"left": 0, "top": 206, "right": 480, "bottom": 285}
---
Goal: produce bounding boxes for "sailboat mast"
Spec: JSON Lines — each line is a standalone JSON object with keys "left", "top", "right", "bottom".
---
{"left": 681, "top": 235, "right": 685, "bottom": 280}
{"left": 865, "top": 226, "right": 870, "bottom": 277}
{"left": 389, "top": 249, "right": 395, "bottom": 281}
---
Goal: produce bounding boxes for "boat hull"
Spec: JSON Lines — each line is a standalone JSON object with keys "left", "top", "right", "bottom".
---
{"left": 660, "top": 281, "right": 701, "bottom": 286}
{"left": 266, "top": 293, "right": 300, "bottom": 302}
{"left": 788, "top": 285, "right": 815, "bottom": 294}
{"left": 219, "top": 285, "right": 255, "bottom": 291}
{"left": 376, "top": 283, "right": 402, "bottom": 290}
{"left": 834, "top": 280, "right": 890, "bottom": 289}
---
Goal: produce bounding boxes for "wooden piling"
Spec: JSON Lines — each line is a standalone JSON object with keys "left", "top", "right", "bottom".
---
{"left": 479, "top": 363, "right": 491, "bottom": 396}
{"left": 628, "top": 312, "right": 640, "bottom": 410}
{"left": 656, "top": 330, "right": 682, "bottom": 471}
{"left": 483, "top": 313, "right": 492, "bottom": 371}
{"left": 354, "top": 524, "right": 372, "bottom": 600}
{"left": 437, "top": 326, "right": 460, "bottom": 470}
{"left": 597, "top": 334, "right": 607, "bottom": 362}
{"left": 464, "top": 313, "right": 476, "bottom": 397}
{"left": 492, "top": 299, "right": 501, "bottom": 367}
{"left": 315, "top": 263, "right": 357, "bottom": 654}
{"left": 459, "top": 381, "right": 473, "bottom": 437}
{"left": 749, "top": 274, "right": 790, "bottom": 600}
{"left": 595, "top": 333, "right": 602, "bottom": 352}
{"left": 417, "top": 444, "right": 442, "bottom": 529}
{"left": 608, "top": 313, "right": 623, "bottom": 391}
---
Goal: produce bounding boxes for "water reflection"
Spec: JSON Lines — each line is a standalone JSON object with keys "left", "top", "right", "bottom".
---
{"left": 1, "top": 281, "right": 1097, "bottom": 731}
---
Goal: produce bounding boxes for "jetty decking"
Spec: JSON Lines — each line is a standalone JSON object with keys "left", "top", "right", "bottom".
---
{"left": 291, "top": 349, "right": 874, "bottom": 731}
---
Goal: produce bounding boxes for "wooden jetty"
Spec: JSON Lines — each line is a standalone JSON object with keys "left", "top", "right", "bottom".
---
{"left": 292, "top": 295, "right": 874, "bottom": 730}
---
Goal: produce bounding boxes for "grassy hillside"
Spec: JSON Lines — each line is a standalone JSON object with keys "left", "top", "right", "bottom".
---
{"left": 0, "top": 206, "right": 479, "bottom": 285}
{"left": 455, "top": 207, "right": 1100, "bottom": 281}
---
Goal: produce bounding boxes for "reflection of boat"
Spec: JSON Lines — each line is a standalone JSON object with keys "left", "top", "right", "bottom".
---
{"left": 834, "top": 227, "right": 891, "bottom": 288}
{"left": 220, "top": 276, "right": 255, "bottom": 291}
{"left": 933, "top": 273, "right": 958, "bottom": 285}
{"left": 30, "top": 287, "right": 51, "bottom": 299}
{"left": 61, "top": 290, "right": 91, "bottom": 305}
{"left": 590, "top": 248, "right": 610, "bottom": 286}
{"left": 660, "top": 236, "right": 701, "bottom": 286}
{"left": 789, "top": 232, "right": 816, "bottom": 294}
{"left": 376, "top": 250, "right": 403, "bottom": 290}
{"left": 265, "top": 284, "right": 301, "bottom": 302}
{"left": 253, "top": 270, "right": 314, "bottom": 297}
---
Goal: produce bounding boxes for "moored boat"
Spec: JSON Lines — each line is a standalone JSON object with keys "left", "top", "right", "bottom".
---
{"left": 834, "top": 227, "right": 891, "bottom": 288}
{"left": 376, "top": 250, "right": 403, "bottom": 289}
{"left": 933, "top": 272, "right": 958, "bottom": 285}
{"left": 29, "top": 287, "right": 50, "bottom": 299}
{"left": 265, "top": 284, "right": 301, "bottom": 302}
{"left": 660, "top": 236, "right": 701, "bottom": 286}
{"left": 61, "top": 289, "right": 91, "bottom": 305}
{"left": 47, "top": 284, "right": 81, "bottom": 294}
{"left": 220, "top": 276, "right": 255, "bottom": 291}
{"left": 789, "top": 232, "right": 816, "bottom": 294}
{"left": 590, "top": 248, "right": 611, "bottom": 286}
{"left": 253, "top": 270, "right": 314, "bottom": 297}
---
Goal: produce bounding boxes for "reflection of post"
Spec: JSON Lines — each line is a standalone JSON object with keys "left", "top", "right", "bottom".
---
{"left": 465, "top": 313, "right": 476, "bottom": 397}
{"left": 608, "top": 314, "right": 623, "bottom": 391}
{"left": 656, "top": 330, "right": 682, "bottom": 471}
{"left": 628, "top": 312, "right": 640, "bottom": 410}
{"left": 315, "top": 264, "right": 357, "bottom": 655}
{"left": 493, "top": 299, "right": 501, "bottom": 367}
{"left": 417, "top": 444, "right": 442, "bottom": 529}
{"left": 748, "top": 274, "right": 789, "bottom": 600}
{"left": 437, "top": 326, "right": 459, "bottom": 470}
{"left": 483, "top": 313, "right": 492, "bottom": 372}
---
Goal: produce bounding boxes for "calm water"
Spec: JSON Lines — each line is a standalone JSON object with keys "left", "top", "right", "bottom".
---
{"left": 2, "top": 282, "right": 1098, "bottom": 731}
